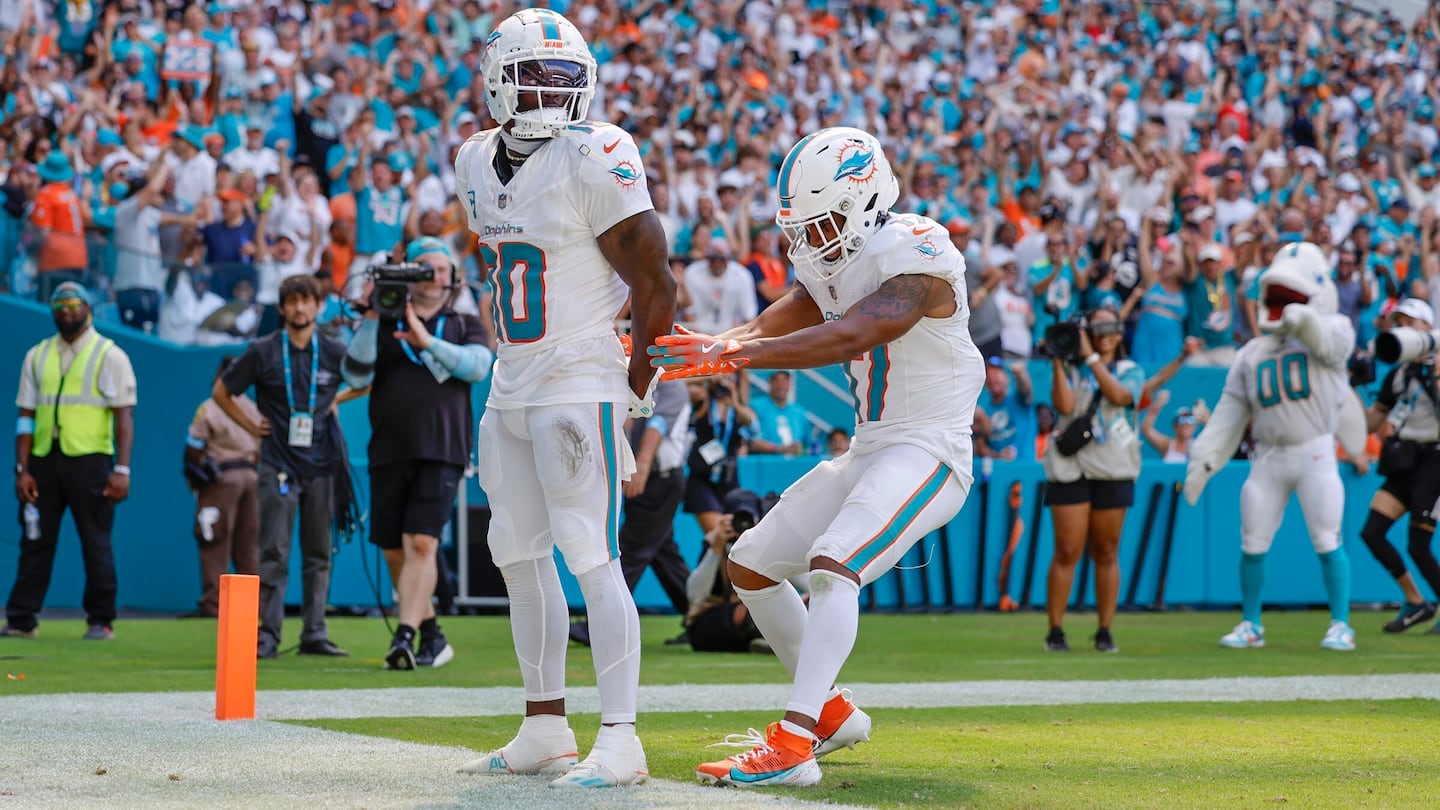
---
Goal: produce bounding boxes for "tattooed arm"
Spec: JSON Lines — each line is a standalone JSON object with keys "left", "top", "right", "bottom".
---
{"left": 728, "top": 273, "right": 957, "bottom": 370}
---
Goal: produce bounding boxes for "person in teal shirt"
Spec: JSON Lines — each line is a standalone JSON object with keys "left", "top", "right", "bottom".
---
{"left": 1031, "top": 236, "right": 1085, "bottom": 352}
{"left": 1183, "top": 245, "right": 1238, "bottom": 366}
{"left": 747, "top": 371, "right": 815, "bottom": 456}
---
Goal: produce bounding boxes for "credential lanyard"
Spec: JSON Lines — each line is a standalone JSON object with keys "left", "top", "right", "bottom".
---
{"left": 710, "top": 404, "right": 735, "bottom": 452}
{"left": 397, "top": 315, "right": 446, "bottom": 367}
{"left": 282, "top": 331, "right": 319, "bottom": 414}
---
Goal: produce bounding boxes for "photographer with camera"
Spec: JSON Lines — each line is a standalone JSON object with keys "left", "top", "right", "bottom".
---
{"left": 1360, "top": 298, "right": 1440, "bottom": 634}
{"left": 684, "top": 489, "right": 777, "bottom": 653}
{"left": 184, "top": 357, "right": 260, "bottom": 618}
{"left": 342, "top": 237, "right": 493, "bottom": 669}
{"left": 683, "top": 376, "right": 757, "bottom": 536}
{"left": 1041, "top": 306, "right": 1145, "bottom": 653}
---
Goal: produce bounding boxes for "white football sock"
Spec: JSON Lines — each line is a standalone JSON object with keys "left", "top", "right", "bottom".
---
{"left": 734, "top": 580, "right": 808, "bottom": 677}
{"left": 786, "top": 570, "right": 860, "bottom": 722}
{"left": 501, "top": 557, "right": 569, "bottom": 703}
{"left": 575, "top": 559, "right": 641, "bottom": 725}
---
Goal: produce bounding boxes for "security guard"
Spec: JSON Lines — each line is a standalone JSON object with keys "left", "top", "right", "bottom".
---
{"left": 1362, "top": 298, "right": 1440, "bottom": 634}
{"left": 4, "top": 282, "right": 136, "bottom": 640}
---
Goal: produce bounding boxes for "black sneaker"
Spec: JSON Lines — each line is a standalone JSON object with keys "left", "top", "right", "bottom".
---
{"left": 664, "top": 630, "right": 690, "bottom": 646}
{"left": 298, "top": 639, "right": 350, "bottom": 657}
{"left": 1094, "top": 628, "right": 1118, "bottom": 653}
{"left": 568, "top": 620, "right": 591, "bottom": 647}
{"left": 1044, "top": 627, "right": 1069, "bottom": 652}
{"left": 415, "top": 633, "right": 454, "bottom": 668}
{"left": 257, "top": 636, "right": 279, "bottom": 660}
{"left": 385, "top": 635, "right": 416, "bottom": 670}
{"left": 1382, "top": 602, "right": 1436, "bottom": 633}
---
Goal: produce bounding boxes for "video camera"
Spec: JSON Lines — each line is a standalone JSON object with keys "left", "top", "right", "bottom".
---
{"left": 1044, "top": 316, "right": 1086, "bottom": 364}
{"left": 1375, "top": 327, "right": 1440, "bottom": 365}
{"left": 368, "top": 262, "right": 434, "bottom": 320}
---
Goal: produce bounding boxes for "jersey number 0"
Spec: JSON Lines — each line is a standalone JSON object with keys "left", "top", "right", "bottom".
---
{"left": 480, "top": 242, "right": 548, "bottom": 343}
{"left": 1256, "top": 353, "right": 1311, "bottom": 408}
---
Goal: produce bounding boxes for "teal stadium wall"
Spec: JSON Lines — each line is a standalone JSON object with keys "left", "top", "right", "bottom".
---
{"left": 0, "top": 295, "right": 1405, "bottom": 614}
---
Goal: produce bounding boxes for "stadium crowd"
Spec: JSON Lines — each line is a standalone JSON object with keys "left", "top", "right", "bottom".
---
{"left": 0, "top": 0, "right": 1435, "bottom": 453}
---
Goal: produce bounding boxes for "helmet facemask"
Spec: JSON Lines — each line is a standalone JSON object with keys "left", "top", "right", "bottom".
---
{"left": 492, "top": 57, "right": 593, "bottom": 139}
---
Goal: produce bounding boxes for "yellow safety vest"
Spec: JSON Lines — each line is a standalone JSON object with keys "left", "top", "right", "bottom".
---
{"left": 31, "top": 334, "right": 116, "bottom": 458}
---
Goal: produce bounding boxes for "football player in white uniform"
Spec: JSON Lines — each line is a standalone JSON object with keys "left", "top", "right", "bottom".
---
{"left": 452, "top": 9, "right": 675, "bottom": 788}
{"left": 1184, "top": 242, "right": 1367, "bottom": 652}
{"left": 649, "top": 127, "right": 985, "bottom": 787}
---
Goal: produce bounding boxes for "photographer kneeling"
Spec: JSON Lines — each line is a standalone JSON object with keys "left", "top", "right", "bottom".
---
{"left": 1363, "top": 298, "right": 1440, "bottom": 634}
{"left": 1042, "top": 306, "right": 1144, "bottom": 654}
{"left": 684, "top": 489, "right": 782, "bottom": 653}
{"left": 343, "top": 237, "right": 493, "bottom": 669}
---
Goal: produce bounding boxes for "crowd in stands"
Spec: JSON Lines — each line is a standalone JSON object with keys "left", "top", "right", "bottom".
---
{"left": 0, "top": 0, "right": 1434, "bottom": 461}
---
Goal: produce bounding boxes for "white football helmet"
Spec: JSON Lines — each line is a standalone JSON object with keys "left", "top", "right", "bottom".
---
{"left": 775, "top": 127, "right": 899, "bottom": 284}
{"left": 1257, "top": 241, "right": 1337, "bottom": 333}
{"left": 480, "top": 9, "right": 597, "bottom": 139}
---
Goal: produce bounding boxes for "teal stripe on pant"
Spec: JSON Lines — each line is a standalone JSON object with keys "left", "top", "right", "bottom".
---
{"left": 599, "top": 403, "right": 619, "bottom": 560}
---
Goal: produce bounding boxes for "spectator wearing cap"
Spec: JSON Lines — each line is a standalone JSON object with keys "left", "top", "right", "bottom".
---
{"left": 1140, "top": 389, "right": 1198, "bottom": 464}
{"left": 1184, "top": 243, "right": 1238, "bottom": 367}
{"left": 744, "top": 225, "right": 789, "bottom": 313}
{"left": 30, "top": 152, "right": 89, "bottom": 303}
{"left": 225, "top": 120, "right": 281, "bottom": 180}
{"left": 347, "top": 149, "right": 409, "bottom": 289}
{"left": 1030, "top": 232, "right": 1086, "bottom": 357}
{"left": 112, "top": 161, "right": 175, "bottom": 334}
{"left": 5, "top": 282, "right": 136, "bottom": 641}
{"left": 1401, "top": 161, "right": 1440, "bottom": 216}
{"left": 169, "top": 125, "right": 218, "bottom": 217}
{"left": 977, "top": 357, "right": 1035, "bottom": 461}
{"left": 684, "top": 237, "right": 757, "bottom": 336}
{"left": 989, "top": 247, "right": 1032, "bottom": 359}
{"left": 200, "top": 188, "right": 259, "bottom": 300}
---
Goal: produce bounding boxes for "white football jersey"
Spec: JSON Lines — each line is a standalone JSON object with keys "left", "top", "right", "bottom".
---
{"left": 1224, "top": 314, "right": 1356, "bottom": 449}
{"left": 454, "top": 122, "right": 653, "bottom": 408}
{"left": 800, "top": 213, "right": 985, "bottom": 476}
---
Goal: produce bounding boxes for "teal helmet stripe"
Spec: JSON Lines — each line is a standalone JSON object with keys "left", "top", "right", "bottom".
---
{"left": 535, "top": 8, "right": 562, "bottom": 40}
{"left": 777, "top": 132, "right": 817, "bottom": 206}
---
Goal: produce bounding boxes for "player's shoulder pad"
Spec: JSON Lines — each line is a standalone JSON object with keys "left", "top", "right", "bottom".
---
{"left": 564, "top": 122, "right": 647, "bottom": 189}
{"left": 869, "top": 212, "right": 962, "bottom": 282}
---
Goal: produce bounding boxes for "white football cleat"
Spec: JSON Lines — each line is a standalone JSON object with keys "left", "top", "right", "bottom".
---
{"left": 549, "top": 724, "right": 649, "bottom": 788}
{"left": 1320, "top": 620, "right": 1356, "bottom": 651}
{"left": 813, "top": 690, "right": 872, "bottom": 758}
{"left": 1219, "top": 620, "right": 1265, "bottom": 649}
{"left": 459, "top": 716, "right": 579, "bottom": 776}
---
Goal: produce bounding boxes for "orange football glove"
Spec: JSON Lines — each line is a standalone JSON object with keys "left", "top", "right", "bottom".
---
{"left": 647, "top": 332, "right": 749, "bottom": 379}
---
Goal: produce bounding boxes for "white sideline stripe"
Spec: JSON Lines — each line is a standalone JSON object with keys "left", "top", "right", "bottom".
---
{"left": 2, "top": 676, "right": 1437, "bottom": 809}
{"left": 2, "top": 674, "right": 1439, "bottom": 723}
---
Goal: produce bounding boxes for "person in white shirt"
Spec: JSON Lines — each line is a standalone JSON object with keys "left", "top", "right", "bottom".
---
{"left": 1213, "top": 170, "right": 1258, "bottom": 244}
{"left": 168, "top": 126, "right": 218, "bottom": 219}
{"left": 223, "top": 122, "right": 280, "bottom": 180}
{"left": 683, "top": 238, "right": 758, "bottom": 335}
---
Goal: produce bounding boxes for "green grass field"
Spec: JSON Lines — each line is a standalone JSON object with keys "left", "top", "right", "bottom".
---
{"left": 3, "top": 610, "right": 1438, "bottom": 808}
{"left": 2, "top": 610, "right": 1437, "bottom": 694}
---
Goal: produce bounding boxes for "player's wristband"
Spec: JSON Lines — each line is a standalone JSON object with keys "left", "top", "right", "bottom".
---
{"left": 112, "top": 465, "right": 130, "bottom": 476}
{"left": 1084, "top": 353, "right": 1101, "bottom": 367}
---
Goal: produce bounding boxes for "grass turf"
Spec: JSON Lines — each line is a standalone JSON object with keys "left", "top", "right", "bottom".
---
{"left": 300, "top": 700, "right": 1440, "bottom": 809}
{"left": 0, "top": 610, "right": 1436, "bottom": 694}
